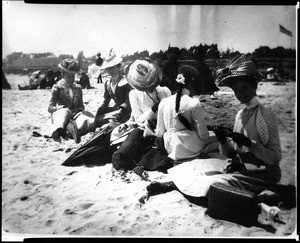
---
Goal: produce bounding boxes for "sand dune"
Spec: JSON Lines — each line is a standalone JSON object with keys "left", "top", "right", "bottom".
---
{"left": 2, "top": 74, "right": 297, "bottom": 239}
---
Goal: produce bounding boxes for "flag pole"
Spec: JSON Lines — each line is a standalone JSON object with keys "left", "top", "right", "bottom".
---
{"left": 277, "top": 25, "right": 279, "bottom": 47}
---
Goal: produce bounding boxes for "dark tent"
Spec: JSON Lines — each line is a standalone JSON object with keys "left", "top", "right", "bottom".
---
{"left": 2, "top": 70, "right": 11, "bottom": 89}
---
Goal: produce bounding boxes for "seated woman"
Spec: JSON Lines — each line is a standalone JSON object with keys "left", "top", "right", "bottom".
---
{"left": 48, "top": 58, "right": 95, "bottom": 143}
{"left": 156, "top": 65, "right": 219, "bottom": 164}
{"left": 111, "top": 59, "right": 172, "bottom": 171}
{"left": 94, "top": 49, "right": 132, "bottom": 129}
{"left": 146, "top": 54, "right": 282, "bottom": 204}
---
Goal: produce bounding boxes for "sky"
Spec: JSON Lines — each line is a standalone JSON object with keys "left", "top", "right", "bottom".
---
{"left": 2, "top": 3, "right": 297, "bottom": 59}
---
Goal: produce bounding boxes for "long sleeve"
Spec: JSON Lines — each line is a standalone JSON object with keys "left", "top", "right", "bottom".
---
{"left": 129, "top": 90, "right": 155, "bottom": 123}
{"left": 48, "top": 84, "right": 60, "bottom": 113}
{"left": 99, "top": 81, "right": 111, "bottom": 109}
{"left": 75, "top": 87, "right": 85, "bottom": 112}
{"left": 192, "top": 102, "right": 210, "bottom": 141}
{"left": 249, "top": 111, "right": 282, "bottom": 165}
{"left": 156, "top": 100, "right": 166, "bottom": 137}
{"left": 119, "top": 84, "right": 131, "bottom": 111}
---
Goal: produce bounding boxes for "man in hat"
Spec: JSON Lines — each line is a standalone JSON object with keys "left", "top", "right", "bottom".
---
{"left": 96, "top": 52, "right": 103, "bottom": 83}
{"left": 161, "top": 46, "right": 181, "bottom": 94}
{"left": 193, "top": 44, "right": 219, "bottom": 98}
{"left": 94, "top": 49, "right": 132, "bottom": 128}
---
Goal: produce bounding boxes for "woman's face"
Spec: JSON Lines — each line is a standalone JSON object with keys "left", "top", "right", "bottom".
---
{"left": 229, "top": 79, "right": 256, "bottom": 104}
{"left": 105, "top": 65, "right": 119, "bottom": 78}
{"left": 61, "top": 71, "right": 75, "bottom": 81}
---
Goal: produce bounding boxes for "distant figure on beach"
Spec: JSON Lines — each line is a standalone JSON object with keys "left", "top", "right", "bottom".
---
{"left": 146, "top": 54, "right": 282, "bottom": 204}
{"left": 161, "top": 46, "right": 181, "bottom": 94}
{"left": 18, "top": 70, "right": 44, "bottom": 90}
{"left": 2, "top": 70, "right": 11, "bottom": 89}
{"left": 193, "top": 45, "right": 219, "bottom": 98}
{"left": 94, "top": 49, "right": 132, "bottom": 128}
{"left": 39, "top": 70, "right": 61, "bottom": 89}
{"left": 112, "top": 59, "right": 172, "bottom": 171}
{"left": 266, "top": 67, "right": 275, "bottom": 81}
{"left": 78, "top": 71, "right": 93, "bottom": 89}
{"left": 96, "top": 52, "right": 103, "bottom": 83}
{"left": 48, "top": 58, "right": 95, "bottom": 143}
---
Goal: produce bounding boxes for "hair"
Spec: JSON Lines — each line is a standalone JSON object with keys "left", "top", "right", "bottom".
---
{"left": 175, "top": 83, "right": 192, "bottom": 131}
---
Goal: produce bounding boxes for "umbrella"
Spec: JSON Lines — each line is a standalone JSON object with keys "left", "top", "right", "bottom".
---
{"left": 62, "top": 123, "right": 118, "bottom": 167}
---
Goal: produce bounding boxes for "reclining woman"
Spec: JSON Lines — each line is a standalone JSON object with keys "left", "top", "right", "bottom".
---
{"left": 146, "top": 54, "right": 282, "bottom": 204}
{"left": 48, "top": 58, "right": 95, "bottom": 143}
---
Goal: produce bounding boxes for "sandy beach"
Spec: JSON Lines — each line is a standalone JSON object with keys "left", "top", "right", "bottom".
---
{"left": 2, "top": 74, "right": 297, "bottom": 239}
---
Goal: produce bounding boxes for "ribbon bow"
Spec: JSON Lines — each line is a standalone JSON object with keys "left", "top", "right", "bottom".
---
{"left": 176, "top": 73, "right": 185, "bottom": 84}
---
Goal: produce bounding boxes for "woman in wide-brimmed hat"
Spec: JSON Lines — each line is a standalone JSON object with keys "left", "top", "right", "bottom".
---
{"left": 213, "top": 54, "right": 282, "bottom": 182}
{"left": 111, "top": 59, "right": 172, "bottom": 172}
{"left": 94, "top": 49, "right": 132, "bottom": 129}
{"left": 125, "top": 59, "right": 171, "bottom": 125}
{"left": 48, "top": 58, "right": 95, "bottom": 143}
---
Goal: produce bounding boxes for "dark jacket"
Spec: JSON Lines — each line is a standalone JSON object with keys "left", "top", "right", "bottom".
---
{"left": 96, "top": 57, "right": 103, "bottom": 67}
{"left": 100, "top": 75, "right": 132, "bottom": 110}
{"left": 161, "top": 59, "right": 179, "bottom": 94}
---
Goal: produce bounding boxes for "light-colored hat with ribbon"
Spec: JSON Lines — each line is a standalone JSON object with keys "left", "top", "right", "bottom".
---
{"left": 100, "top": 48, "right": 123, "bottom": 70}
{"left": 216, "top": 54, "right": 260, "bottom": 87}
{"left": 125, "top": 59, "right": 162, "bottom": 92}
{"left": 58, "top": 58, "right": 80, "bottom": 74}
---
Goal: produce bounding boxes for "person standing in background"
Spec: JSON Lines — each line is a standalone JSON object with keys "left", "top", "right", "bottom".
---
{"left": 161, "top": 46, "right": 181, "bottom": 94}
{"left": 96, "top": 52, "right": 103, "bottom": 83}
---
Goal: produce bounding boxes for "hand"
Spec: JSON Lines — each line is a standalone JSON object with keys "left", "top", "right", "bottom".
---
{"left": 153, "top": 137, "right": 164, "bottom": 150}
{"left": 115, "top": 107, "right": 126, "bottom": 121}
{"left": 118, "top": 123, "right": 129, "bottom": 133}
{"left": 230, "top": 133, "right": 252, "bottom": 147}
{"left": 212, "top": 127, "right": 227, "bottom": 144}
{"left": 224, "top": 162, "right": 244, "bottom": 173}
{"left": 151, "top": 103, "right": 159, "bottom": 113}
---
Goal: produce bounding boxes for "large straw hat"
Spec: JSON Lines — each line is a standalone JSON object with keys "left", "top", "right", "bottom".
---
{"left": 100, "top": 48, "right": 123, "bottom": 70}
{"left": 125, "top": 59, "right": 162, "bottom": 92}
{"left": 58, "top": 58, "right": 80, "bottom": 74}
{"left": 216, "top": 54, "right": 260, "bottom": 87}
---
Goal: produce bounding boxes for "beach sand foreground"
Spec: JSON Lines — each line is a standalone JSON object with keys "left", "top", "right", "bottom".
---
{"left": 2, "top": 75, "right": 297, "bottom": 239}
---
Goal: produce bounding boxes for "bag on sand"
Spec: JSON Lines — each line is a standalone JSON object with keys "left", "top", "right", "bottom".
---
{"left": 206, "top": 182, "right": 260, "bottom": 227}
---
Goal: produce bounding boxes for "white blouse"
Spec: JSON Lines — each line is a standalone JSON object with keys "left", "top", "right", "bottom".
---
{"left": 156, "top": 92, "right": 210, "bottom": 161}
{"left": 129, "top": 86, "right": 171, "bottom": 123}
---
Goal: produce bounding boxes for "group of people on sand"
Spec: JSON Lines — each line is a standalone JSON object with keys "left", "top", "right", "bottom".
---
{"left": 48, "top": 46, "right": 283, "bottom": 206}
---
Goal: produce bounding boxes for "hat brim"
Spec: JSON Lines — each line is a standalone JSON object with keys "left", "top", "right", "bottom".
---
{"left": 217, "top": 74, "right": 260, "bottom": 87}
{"left": 100, "top": 57, "right": 123, "bottom": 70}
{"left": 58, "top": 63, "right": 79, "bottom": 74}
{"left": 125, "top": 60, "right": 162, "bottom": 92}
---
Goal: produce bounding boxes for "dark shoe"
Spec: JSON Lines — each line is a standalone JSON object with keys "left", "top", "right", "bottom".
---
{"left": 146, "top": 181, "right": 176, "bottom": 195}
{"left": 51, "top": 128, "right": 64, "bottom": 142}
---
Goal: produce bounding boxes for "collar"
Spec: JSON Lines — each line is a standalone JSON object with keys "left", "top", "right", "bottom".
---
{"left": 244, "top": 96, "right": 259, "bottom": 110}
{"left": 181, "top": 88, "right": 190, "bottom": 96}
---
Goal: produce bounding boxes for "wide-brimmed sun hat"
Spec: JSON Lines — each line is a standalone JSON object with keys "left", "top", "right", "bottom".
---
{"left": 125, "top": 59, "right": 163, "bottom": 92}
{"left": 100, "top": 48, "right": 123, "bottom": 70}
{"left": 58, "top": 58, "right": 80, "bottom": 74}
{"left": 216, "top": 54, "right": 261, "bottom": 87}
